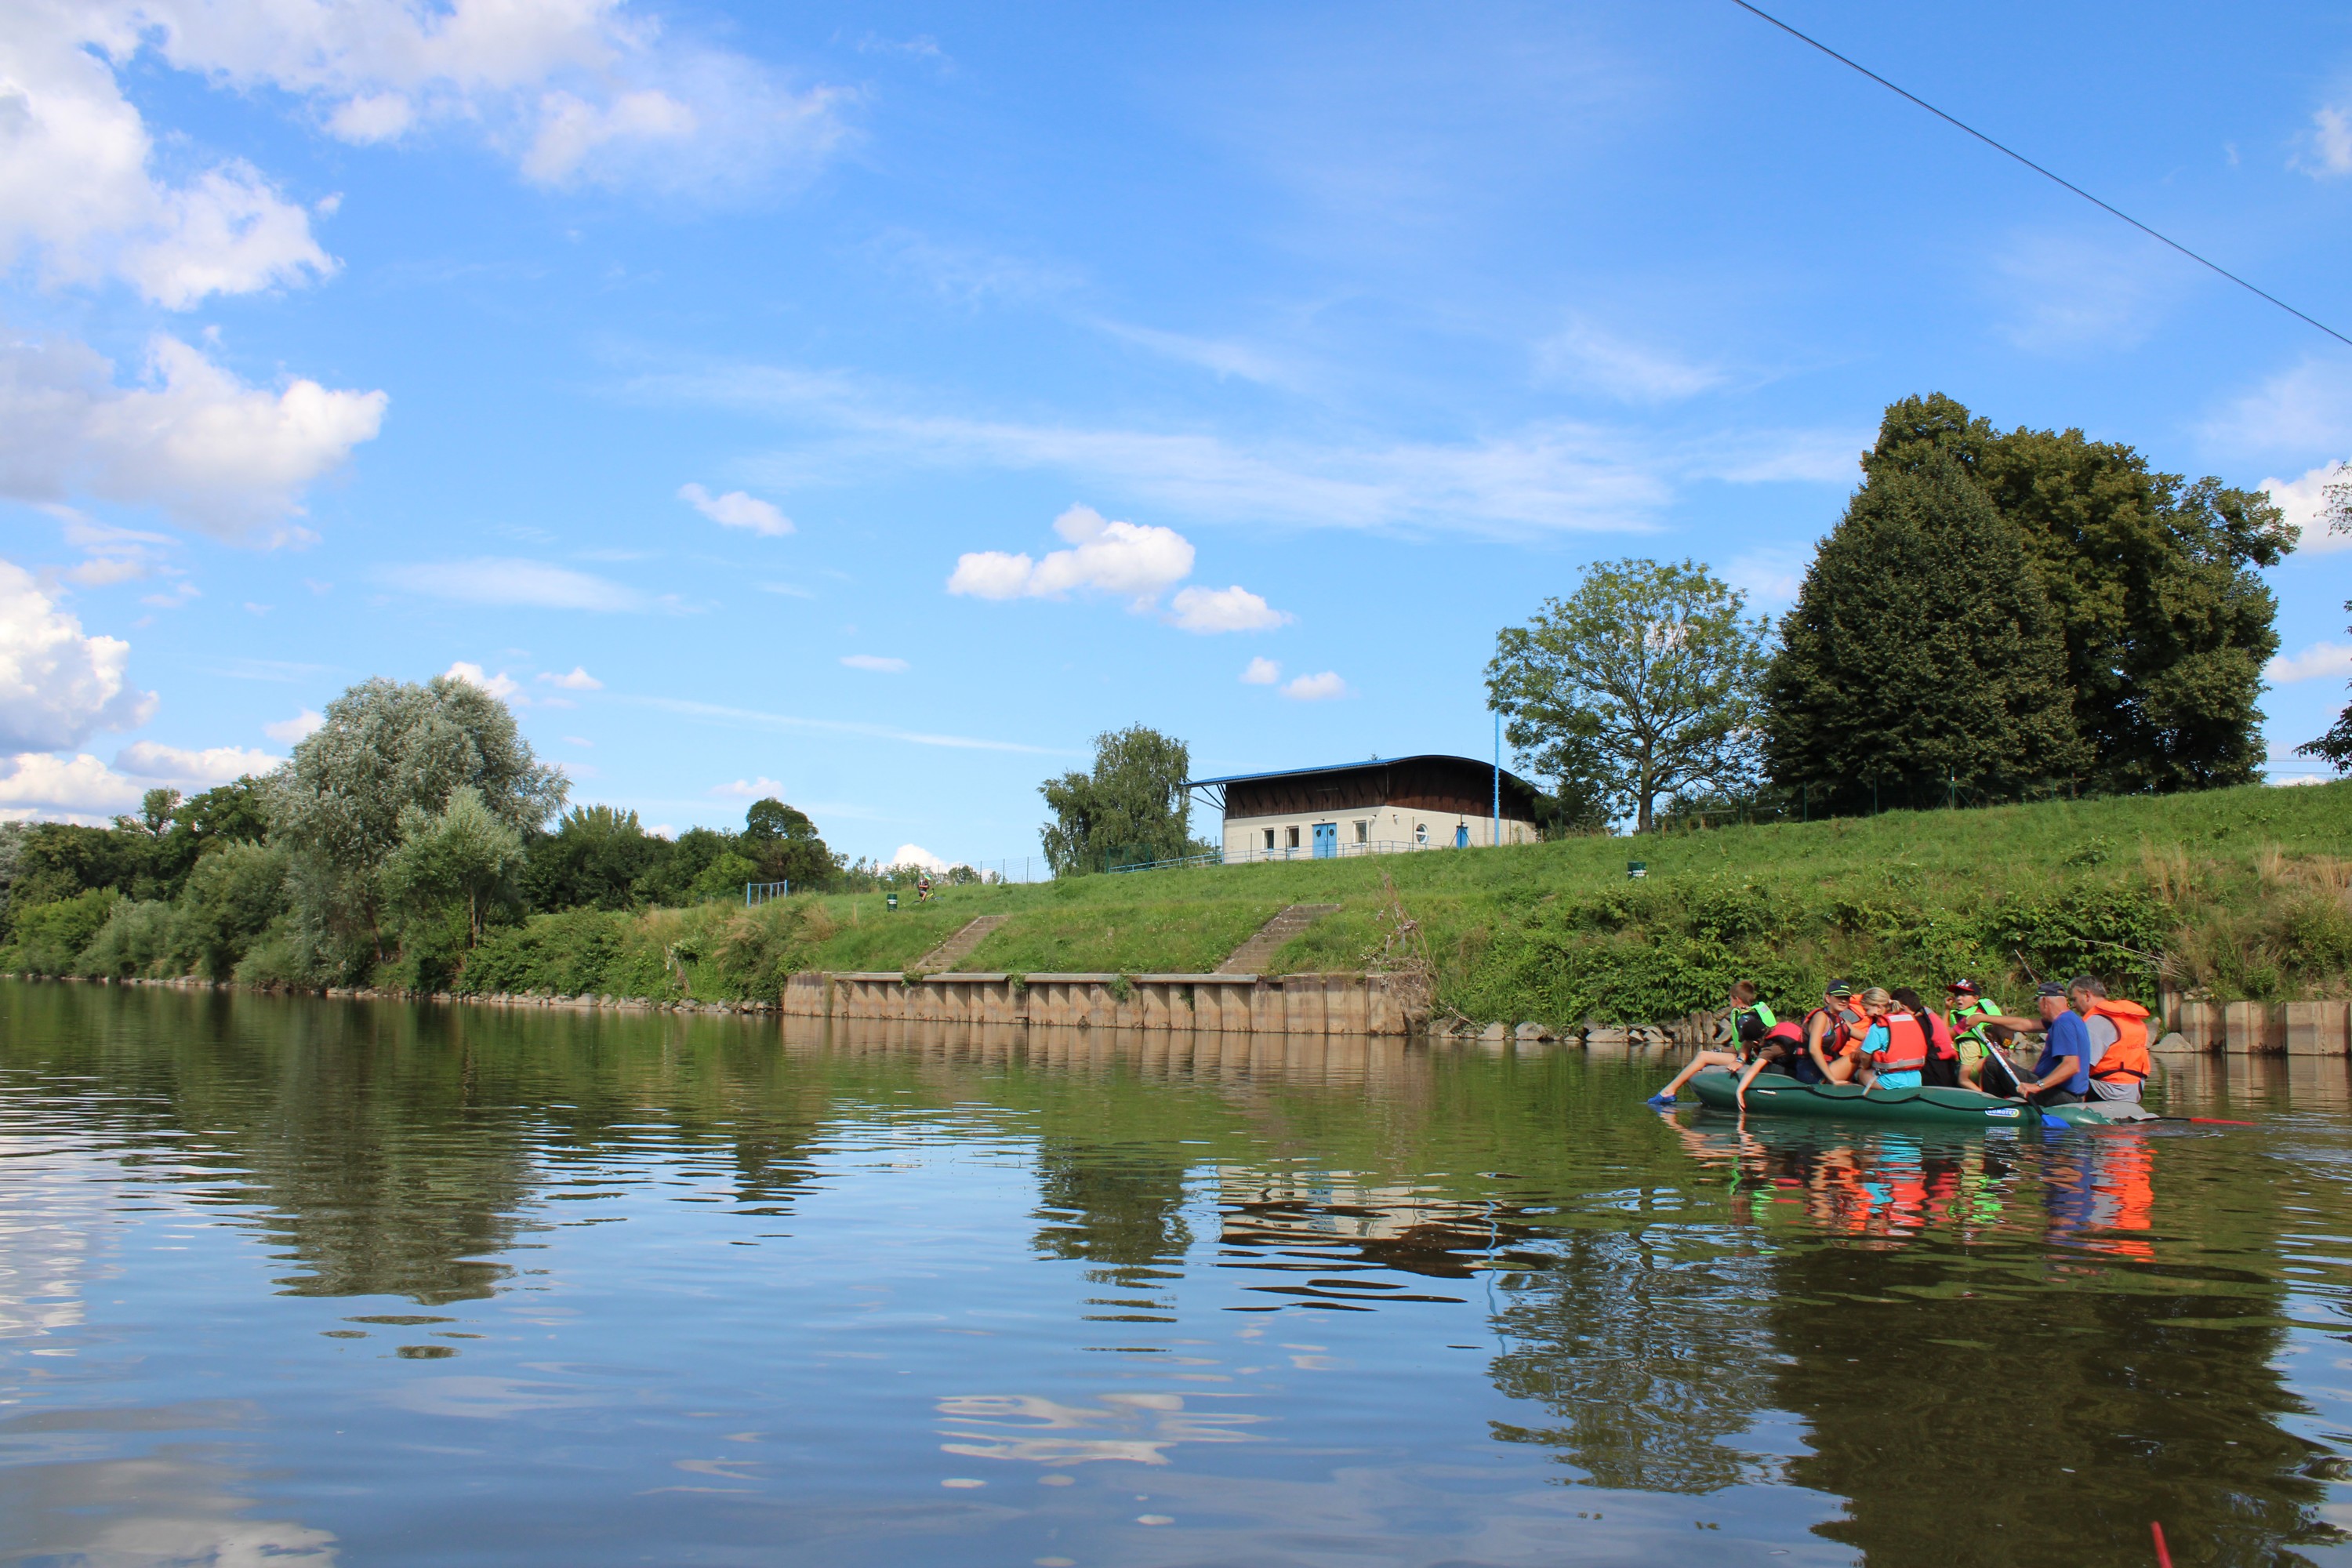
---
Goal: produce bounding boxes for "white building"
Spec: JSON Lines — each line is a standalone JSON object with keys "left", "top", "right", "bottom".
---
{"left": 1189, "top": 754, "right": 1542, "bottom": 862}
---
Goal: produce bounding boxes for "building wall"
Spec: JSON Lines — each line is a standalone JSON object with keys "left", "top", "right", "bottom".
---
{"left": 1223, "top": 757, "right": 1538, "bottom": 821}
{"left": 1223, "top": 808, "right": 1538, "bottom": 860}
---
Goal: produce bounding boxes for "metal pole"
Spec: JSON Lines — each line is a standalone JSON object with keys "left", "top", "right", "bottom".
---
{"left": 1492, "top": 709, "right": 1501, "bottom": 847}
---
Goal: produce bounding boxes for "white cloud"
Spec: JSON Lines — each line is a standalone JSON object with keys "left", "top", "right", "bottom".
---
{"left": 376, "top": 559, "right": 643, "bottom": 611}
{"left": 443, "top": 661, "right": 521, "bottom": 699}
{"left": 2203, "top": 356, "right": 2352, "bottom": 456}
{"left": 0, "top": 8, "right": 332, "bottom": 307}
{"left": 96, "top": 0, "right": 852, "bottom": 201}
{"left": 563, "top": 735, "right": 592, "bottom": 747}
{"left": 2296, "top": 106, "right": 2352, "bottom": 178}
{"left": 114, "top": 739, "right": 281, "bottom": 784}
{"left": 1240, "top": 655, "right": 1280, "bottom": 684}
{"left": 0, "top": 751, "right": 143, "bottom": 820}
{"left": 539, "top": 665, "right": 602, "bottom": 690}
{"left": 1987, "top": 230, "right": 2176, "bottom": 353}
{"left": 0, "top": 558, "right": 154, "bottom": 751}
{"left": 2263, "top": 460, "right": 2352, "bottom": 552}
{"left": 0, "top": 332, "right": 387, "bottom": 539}
{"left": 1167, "top": 584, "right": 1289, "bottom": 633}
{"left": 2266, "top": 641, "right": 2352, "bottom": 684}
{"left": 1533, "top": 318, "right": 1723, "bottom": 402}
{"left": 949, "top": 505, "right": 1195, "bottom": 604}
{"left": 712, "top": 775, "right": 786, "bottom": 798}
{"left": 652, "top": 360, "right": 1820, "bottom": 538}
{"left": 888, "top": 843, "right": 955, "bottom": 873}
{"left": 1281, "top": 671, "right": 1349, "bottom": 701}
{"left": 264, "top": 708, "right": 323, "bottom": 744}
{"left": 679, "top": 481, "right": 793, "bottom": 536}
{"left": 840, "top": 654, "right": 909, "bottom": 672}
{"left": 1088, "top": 319, "right": 1297, "bottom": 386}
{"left": 1725, "top": 546, "right": 1808, "bottom": 609}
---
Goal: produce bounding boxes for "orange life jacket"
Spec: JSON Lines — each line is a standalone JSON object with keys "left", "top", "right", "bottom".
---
{"left": 1748, "top": 1018, "right": 1806, "bottom": 1062}
{"left": 1872, "top": 1011, "right": 1930, "bottom": 1074}
{"left": 2086, "top": 997, "right": 2152, "bottom": 1083}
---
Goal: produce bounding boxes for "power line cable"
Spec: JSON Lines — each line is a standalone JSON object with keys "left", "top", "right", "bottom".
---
{"left": 1730, "top": 0, "right": 2352, "bottom": 350}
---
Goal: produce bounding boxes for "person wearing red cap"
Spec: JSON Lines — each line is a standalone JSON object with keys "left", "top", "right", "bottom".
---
{"left": 1944, "top": 978, "right": 2038, "bottom": 1091}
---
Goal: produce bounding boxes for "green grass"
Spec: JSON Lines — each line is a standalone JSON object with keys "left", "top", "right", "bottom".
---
{"left": 444, "top": 780, "right": 2352, "bottom": 1025}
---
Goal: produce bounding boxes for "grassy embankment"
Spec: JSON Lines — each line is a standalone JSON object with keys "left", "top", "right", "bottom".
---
{"left": 459, "top": 780, "right": 2352, "bottom": 1029}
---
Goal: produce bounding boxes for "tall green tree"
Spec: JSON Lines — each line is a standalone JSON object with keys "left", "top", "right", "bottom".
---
{"left": 740, "top": 797, "right": 840, "bottom": 890}
{"left": 1763, "top": 450, "right": 2084, "bottom": 813}
{"left": 1486, "top": 559, "right": 1769, "bottom": 834}
{"left": 1040, "top": 725, "right": 1196, "bottom": 875}
{"left": 1867, "top": 393, "right": 2292, "bottom": 791}
{"left": 269, "top": 675, "right": 566, "bottom": 978}
{"left": 523, "top": 804, "right": 667, "bottom": 911}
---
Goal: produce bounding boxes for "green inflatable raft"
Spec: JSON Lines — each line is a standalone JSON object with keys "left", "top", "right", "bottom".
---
{"left": 1684, "top": 1069, "right": 2132, "bottom": 1128}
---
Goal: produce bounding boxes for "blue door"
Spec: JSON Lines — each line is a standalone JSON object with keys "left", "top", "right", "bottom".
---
{"left": 1312, "top": 822, "right": 1338, "bottom": 858}
{"left": 1454, "top": 823, "right": 1469, "bottom": 848}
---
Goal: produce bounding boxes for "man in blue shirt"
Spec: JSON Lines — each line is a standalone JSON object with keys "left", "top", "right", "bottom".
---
{"left": 2013, "top": 982, "right": 2089, "bottom": 1105}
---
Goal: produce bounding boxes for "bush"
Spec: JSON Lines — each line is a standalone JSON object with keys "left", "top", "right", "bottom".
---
{"left": 169, "top": 842, "right": 291, "bottom": 981}
{"left": 78, "top": 898, "right": 176, "bottom": 978}
{"left": 10, "top": 888, "right": 122, "bottom": 975}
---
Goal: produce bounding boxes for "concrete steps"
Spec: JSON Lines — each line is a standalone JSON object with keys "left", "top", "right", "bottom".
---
{"left": 1217, "top": 904, "right": 1341, "bottom": 975}
{"left": 913, "top": 914, "right": 1010, "bottom": 974}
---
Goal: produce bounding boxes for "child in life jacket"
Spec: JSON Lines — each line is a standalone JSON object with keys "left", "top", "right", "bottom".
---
{"left": 1646, "top": 980, "right": 1780, "bottom": 1106}
{"left": 1853, "top": 988, "right": 1932, "bottom": 1089}
{"left": 1890, "top": 986, "right": 1961, "bottom": 1087}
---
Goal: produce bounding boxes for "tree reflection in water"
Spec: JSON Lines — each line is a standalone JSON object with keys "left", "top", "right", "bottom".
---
{"left": 2, "top": 983, "right": 2348, "bottom": 1567}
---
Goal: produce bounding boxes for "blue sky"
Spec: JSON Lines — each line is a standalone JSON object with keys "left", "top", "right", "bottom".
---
{"left": 5, "top": 1, "right": 2352, "bottom": 865}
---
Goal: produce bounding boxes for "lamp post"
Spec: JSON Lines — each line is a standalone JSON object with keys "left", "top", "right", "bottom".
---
{"left": 1492, "top": 709, "right": 1501, "bottom": 847}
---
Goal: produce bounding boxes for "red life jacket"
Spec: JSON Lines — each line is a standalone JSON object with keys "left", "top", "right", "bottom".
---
{"left": 1872, "top": 1011, "right": 1930, "bottom": 1074}
{"left": 1805, "top": 1005, "right": 1861, "bottom": 1058}
{"left": 2086, "top": 998, "right": 2153, "bottom": 1083}
{"left": 1748, "top": 1019, "right": 1806, "bottom": 1062}
{"left": 1922, "top": 1010, "right": 1958, "bottom": 1062}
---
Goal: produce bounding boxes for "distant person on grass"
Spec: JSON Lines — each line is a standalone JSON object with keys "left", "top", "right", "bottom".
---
{"left": 1646, "top": 981, "right": 1777, "bottom": 1106}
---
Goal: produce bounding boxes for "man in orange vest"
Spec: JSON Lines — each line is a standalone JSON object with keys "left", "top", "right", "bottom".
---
{"left": 2069, "top": 974, "right": 2153, "bottom": 1105}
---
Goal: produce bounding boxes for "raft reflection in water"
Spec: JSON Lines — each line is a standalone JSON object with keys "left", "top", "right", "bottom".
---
{"left": 0, "top": 984, "right": 2345, "bottom": 1568}
{"left": 1660, "top": 1109, "right": 2344, "bottom": 1563}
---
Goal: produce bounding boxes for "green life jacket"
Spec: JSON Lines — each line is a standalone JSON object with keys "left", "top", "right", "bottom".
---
{"left": 1949, "top": 997, "right": 1998, "bottom": 1047}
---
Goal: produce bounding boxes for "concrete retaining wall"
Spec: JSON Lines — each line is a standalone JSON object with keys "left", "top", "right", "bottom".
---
{"left": 2160, "top": 995, "right": 2350, "bottom": 1055}
{"left": 781, "top": 971, "right": 1425, "bottom": 1035}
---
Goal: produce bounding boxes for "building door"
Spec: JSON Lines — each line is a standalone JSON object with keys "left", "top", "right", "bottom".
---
{"left": 1312, "top": 822, "right": 1338, "bottom": 858}
{"left": 1454, "top": 823, "right": 1468, "bottom": 848}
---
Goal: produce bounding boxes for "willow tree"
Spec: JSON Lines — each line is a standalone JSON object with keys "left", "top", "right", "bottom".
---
{"left": 1039, "top": 725, "right": 1195, "bottom": 875}
{"left": 268, "top": 675, "right": 567, "bottom": 978}
{"left": 1486, "top": 559, "right": 1770, "bottom": 834}
{"left": 1763, "top": 450, "right": 2084, "bottom": 815}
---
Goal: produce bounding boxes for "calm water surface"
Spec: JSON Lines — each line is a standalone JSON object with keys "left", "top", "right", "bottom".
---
{"left": 2, "top": 984, "right": 2350, "bottom": 1567}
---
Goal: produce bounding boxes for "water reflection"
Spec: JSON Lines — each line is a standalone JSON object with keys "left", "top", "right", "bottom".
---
{"left": 1, "top": 983, "right": 2349, "bottom": 1566}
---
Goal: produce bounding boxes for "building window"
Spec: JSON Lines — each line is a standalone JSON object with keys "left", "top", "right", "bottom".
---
{"left": 1286, "top": 826, "right": 1300, "bottom": 850}
{"left": 1414, "top": 822, "right": 1428, "bottom": 846}
{"left": 1264, "top": 827, "right": 1276, "bottom": 851}
{"left": 1354, "top": 820, "right": 1368, "bottom": 844}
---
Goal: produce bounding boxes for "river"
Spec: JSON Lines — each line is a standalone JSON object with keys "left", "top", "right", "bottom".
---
{"left": 0, "top": 983, "right": 2347, "bottom": 1566}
